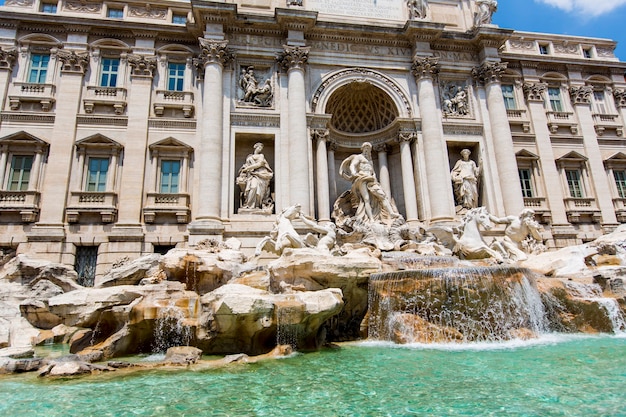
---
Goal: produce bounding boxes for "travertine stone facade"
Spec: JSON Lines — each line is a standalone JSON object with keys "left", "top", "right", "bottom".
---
{"left": 0, "top": 0, "right": 625, "bottom": 277}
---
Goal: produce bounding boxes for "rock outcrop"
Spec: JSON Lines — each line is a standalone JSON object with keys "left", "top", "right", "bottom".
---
{"left": 267, "top": 248, "right": 382, "bottom": 340}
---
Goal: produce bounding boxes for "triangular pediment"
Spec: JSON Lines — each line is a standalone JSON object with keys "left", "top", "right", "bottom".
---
{"left": 606, "top": 152, "right": 626, "bottom": 161}
{"left": 149, "top": 137, "right": 193, "bottom": 156}
{"left": 76, "top": 134, "right": 122, "bottom": 149}
{"left": 556, "top": 151, "right": 587, "bottom": 162}
{"left": 516, "top": 149, "right": 539, "bottom": 160}
{"left": 0, "top": 131, "right": 49, "bottom": 146}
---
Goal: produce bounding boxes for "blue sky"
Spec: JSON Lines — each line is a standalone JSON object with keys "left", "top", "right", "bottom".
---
{"left": 492, "top": 0, "right": 626, "bottom": 61}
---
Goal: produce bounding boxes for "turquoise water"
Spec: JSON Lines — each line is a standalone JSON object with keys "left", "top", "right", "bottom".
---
{"left": 1, "top": 335, "right": 625, "bottom": 416}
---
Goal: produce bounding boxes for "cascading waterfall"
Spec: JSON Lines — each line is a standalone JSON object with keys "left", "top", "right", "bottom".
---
{"left": 564, "top": 281, "right": 626, "bottom": 333}
{"left": 152, "top": 303, "right": 193, "bottom": 352}
{"left": 275, "top": 298, "right": 304, "bottom": 349}
{"left": 368, "top": 266, "right": 549, "bottom": 343}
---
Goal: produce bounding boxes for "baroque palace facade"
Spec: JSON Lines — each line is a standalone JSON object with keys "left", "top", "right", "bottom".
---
{"left": 0, "top": 0, "right": 626, "bottom": 279}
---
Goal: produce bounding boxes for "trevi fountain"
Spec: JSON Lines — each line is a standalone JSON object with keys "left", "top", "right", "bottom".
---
{"left": 0, "top": 140, "right": 624, "bottom": 416}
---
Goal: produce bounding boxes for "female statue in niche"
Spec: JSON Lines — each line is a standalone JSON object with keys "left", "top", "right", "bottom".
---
{"left": 450, "top": 148, "right": 481, "bottom": 211}
{"left": 236, "top": 142, "right": 274, "bottom": 211}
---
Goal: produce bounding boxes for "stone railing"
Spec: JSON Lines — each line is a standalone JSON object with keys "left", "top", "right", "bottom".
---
{"left": 564, "top": 197, "right": 601, "bottom": 223}
{"left": 83, "top": 86, "right": 127, "bottom": 115}
{"left": 66, "top": 191, "right": 117, "bottom": 223}
{"left": 153, "top": 90, "right": 194, "bottom": 118}
{"left": 613, "top": 198, "right": 626, "bottom": 222}
{"left": 0, "top": 190, "right": 40, "bottom": 222}
{"left": 592, "top": 113, "right": 623, "bottom": 136}
{"left": 546, "top": 111, "right": 578, "bottom": 134}
{"left": 523, "top": 197, "right": 551, "bottom": 223}
{"left": 506, "top": 109, "right": 531, "bottom": 133}
{"left": 8, "top": 82, "right": 56, "bottom": 111}
{"left": 143, "top": 192, "right": 190, "bottom": 223}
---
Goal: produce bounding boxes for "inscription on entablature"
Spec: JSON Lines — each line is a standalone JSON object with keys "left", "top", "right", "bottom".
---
{"left": 229, "top": 34, "right": 284, "bottom": 49}
{"left": 307, "top": 0, "right": 404, "bottom": 20}
{"left": 431, "top": 50, "right": 478, "bottom": 63}
{"left": 309, "top": 41, "right": 411, "bottom": 57}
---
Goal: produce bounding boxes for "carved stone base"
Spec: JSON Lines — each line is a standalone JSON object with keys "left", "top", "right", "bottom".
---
{"left": 237, "top": 207, "right": 273, "bottom": 216}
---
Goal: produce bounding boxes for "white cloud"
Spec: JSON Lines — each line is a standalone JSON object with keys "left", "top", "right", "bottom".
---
{"left": 537, "top": 0, "right": 626, "bottom": 16}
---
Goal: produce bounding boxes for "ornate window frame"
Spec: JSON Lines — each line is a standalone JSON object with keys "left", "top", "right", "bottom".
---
{"left": 153, "top": 45, "right": 195, "bottom": 118}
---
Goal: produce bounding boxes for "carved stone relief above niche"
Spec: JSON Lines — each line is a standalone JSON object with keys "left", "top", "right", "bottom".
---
{"left": 440, "top": 80, "right": 471, "bottom": 118}
{"left": 237, "top": 65, "right": 274, "bottom": 108}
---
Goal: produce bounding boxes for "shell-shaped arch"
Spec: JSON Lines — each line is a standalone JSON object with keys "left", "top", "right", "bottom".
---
{"left": 311, "top": 68, "right": 412, "bottom": 123}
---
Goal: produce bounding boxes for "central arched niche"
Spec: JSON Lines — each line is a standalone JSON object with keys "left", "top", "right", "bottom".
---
{"left": 325, "top": 81, "right": 399, "bottom": 134}
{"left": 321, "top": 81, "right": 407, "bottom": 220}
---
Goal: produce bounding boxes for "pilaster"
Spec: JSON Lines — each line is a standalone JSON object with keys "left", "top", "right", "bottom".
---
{"left": 522, "top": 81, "right": 569, "bottom": 225}
{"left": 570, "top": 85, "right": 618, "bottom": 225}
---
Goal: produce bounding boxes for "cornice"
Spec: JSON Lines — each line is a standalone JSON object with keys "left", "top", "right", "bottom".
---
{"left": 274, "top": 7, "right": 318, "bottom": 32}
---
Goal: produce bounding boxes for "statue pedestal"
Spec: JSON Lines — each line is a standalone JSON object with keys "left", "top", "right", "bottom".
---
{"left": 237, "top": 208, "right": 273, "bottom": 216}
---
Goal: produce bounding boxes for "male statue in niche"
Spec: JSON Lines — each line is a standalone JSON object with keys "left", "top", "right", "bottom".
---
{"left": 236, "top": 142, "right": 274, "bottom": 213}
{"left": 338, "top": 142, "right": 400, "bottom": 225}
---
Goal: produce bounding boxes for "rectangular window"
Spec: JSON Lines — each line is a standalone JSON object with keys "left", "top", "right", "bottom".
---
{"left": 8, "top": 155, "right": 33, "bottom": 191}
{"left": 539, "top": 44, "right": 549, "bottom": 55}
{"left": 160, "top": 160, "right": 180, "bottom": 194}
{"left": 501, "top": 84, "right": 516, "bottom": 110}
{"left": 41, "top": 2, "right": 57, "bottom": 13}
{"left": 583, "top": 48, "right": 592, "bottom": 59}
{"left": 75, "top": 246, "right": 98, "bottom": 287}
{"left": 548, "top": 87, "right": 564, "bottom": 112}
{"left": 566, "top": 170, "right": 584, "bottom": 198}
{"left": 614, "top": 170, "right": 626, "bottom": 199}
{"left": 518, "top": 168, "right": 533, "bottom": 198}
{"left": 100, "top": 58, "right": 119, "bottom": 87}
{"left": 172, "top": 14, "right": 186, "bottom": 24}
{"left": 167, "top": 62, "right": 185, "bottom": 92}
{"left": 86, "top": 157, "right": 109, "bottom": 192}
{"left": 107, "top": 8, "right": 123, "bottom": 18}
{"left": 593, "top": 91, "right": 607, "bottom": 114}
{"left": 28, "top": 54, "right": 50, "bottom": 84}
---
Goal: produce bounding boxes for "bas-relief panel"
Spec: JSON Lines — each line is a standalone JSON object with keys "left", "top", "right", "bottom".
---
{"left": 307, "top": 0, "right": 405, "bottom": 20}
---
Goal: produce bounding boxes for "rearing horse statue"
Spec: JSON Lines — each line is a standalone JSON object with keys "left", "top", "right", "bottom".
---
{"left": 453, "top": 207, "right": 503, "bottom": 262}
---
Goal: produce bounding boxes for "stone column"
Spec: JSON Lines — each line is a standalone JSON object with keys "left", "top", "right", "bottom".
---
{"left": 473, "top": 62, "right": 524, "bottom": 215}
{"left": 278, "top": 46, "right": 312, "bottom": 214}
{"left": 313, "top": 129, "right": 331, "bottom": 222}
{"left": 327, "top": 141, "right": 337, "bottom": 206}
{"left": 115, "top": 54, "right": 156, "bottom": 227}
{"left": 192, "top": 39, "right": 233, "bottom": 231}
{"left": 411, "top": 57, "right": 455, "bottom": 221}
{"left": 398, "top": 132, "right": 419, "bottom": 223}
{"left": 0, "top": 148, "right": 7, "bottom": 187}
{"left": 570, "top": 85, "right": 618, "bottom": 225}
{"left": 37, "top": 50, "right": 89, "bottom": 225}
{"left": 375, "top": 144, "right": 392, "bottom": 199}
{"left": 522, "top": 82, "right": 569, "bottom": 225}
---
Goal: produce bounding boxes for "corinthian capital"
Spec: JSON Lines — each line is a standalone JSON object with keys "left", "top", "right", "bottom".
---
{"left": 398, "top": 131, "right": 417, "bottom": 143}
{"left": 277, "top": 45, "right": 310, "bottom": 72}
{"left": 411, "top": 56, "right": 439, "bottom": 80}
{"left": 312, "top": 128, "right": 329, "bottom": 140}
{"left": 0, "top": 48, "right": 17, "bottom": 71}
{"left": 522, "top": 82, "right": 548, "bottom": 102}
{"left": 614, "top": 88, "right": 626, "bottom": 108}
{"left": 127, "top": 54, "right": 157, "bottom": 78}
{"left": 196, "top": 39, "right": 234, "bottom": 69}
{"left": 472, "top": 61, "right": 507, "bottom": 85}
{"left": 57, "top": 50, "right": 90, "bottom": 74}
{"left": 569, "top": 85, "right": 593, "bottom": 105}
